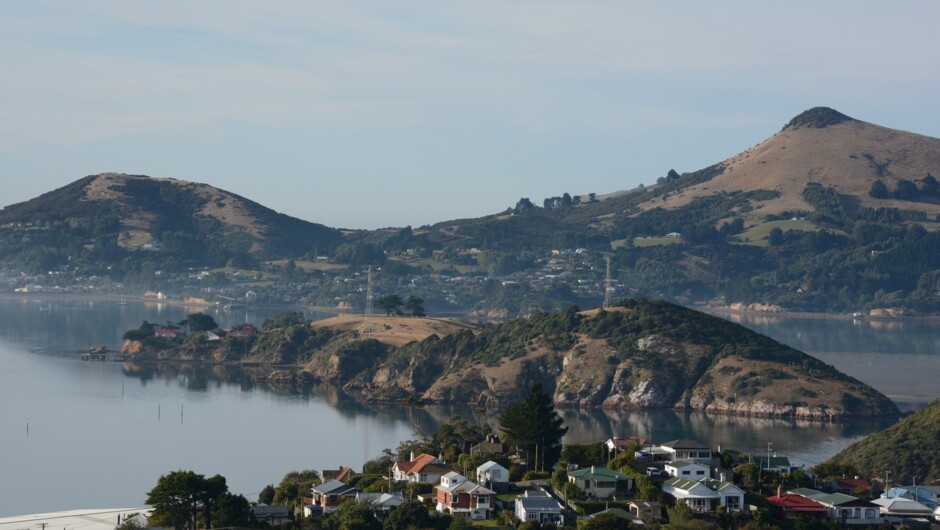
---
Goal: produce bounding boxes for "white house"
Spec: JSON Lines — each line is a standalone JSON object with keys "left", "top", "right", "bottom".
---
{"left": 662, "top": 477, "right": 744, "bottom": 512}
{"left": 657, "top": 440, "right": 713, "bottom": 463}
{"left": 476, "top": 461, "right": 509, "bottom": 491}
{"left": 514, "top": 489, "right": 563, "bottom": 526}
{"left": 811, "top": 493, "right": 883, "bottom": 526}
{"left": 392, "top": 453, "right": 452, "bottom": 483}
{"left": 665, "top": 460, "right": 710, "bottom": 479}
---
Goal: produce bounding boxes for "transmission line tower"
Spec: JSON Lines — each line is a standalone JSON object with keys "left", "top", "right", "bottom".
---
{"left": 604, "top": 255, "right": 612, "bottom": 308}
{"left": 363, "top": 266, "right": 374, "bottom": 334}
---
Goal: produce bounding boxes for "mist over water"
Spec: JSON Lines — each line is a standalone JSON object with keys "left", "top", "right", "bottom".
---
{"left": 0, "top": 298, "right": 935, "bottom": 515}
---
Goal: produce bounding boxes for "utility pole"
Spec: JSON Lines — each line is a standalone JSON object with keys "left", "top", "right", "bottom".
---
{"left": 884, "top": 469, "right": 891, "bottom": 492}
{"left": 766, "top": 442, "right": 773, "bottom": 475}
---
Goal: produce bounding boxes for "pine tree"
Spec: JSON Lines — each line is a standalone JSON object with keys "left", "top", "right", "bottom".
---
{"left": 499, "top": 382, "right": 568, "bottom": 471}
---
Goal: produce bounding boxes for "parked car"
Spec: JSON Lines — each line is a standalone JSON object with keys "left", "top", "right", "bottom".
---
{"left": 646, "top": 468, "right": 669, "bottom": 478}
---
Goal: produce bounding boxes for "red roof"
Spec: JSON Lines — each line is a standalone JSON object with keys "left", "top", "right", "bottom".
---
{"left": 766, "top": 494, "right": 827, "bottom": 512}
{"left": 834, "top": 478, "right": 871, "bottom": 490}
{"left": 396, "top": 453, "right": 439, "bottom": 475}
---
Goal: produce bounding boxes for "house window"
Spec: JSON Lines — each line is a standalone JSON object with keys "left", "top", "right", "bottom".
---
{"left": 853, "top": 508, "right": 860, "bottom": 518}
{"left": 476, "top": 495, "right": 489, "bottom": 506}
{"left": 682, "top": 471, "right": 690, "bottom": 475}
{"left": 864, "top": 509, "right": 875, "bottom": 519}
{"left": 725, "top": 496, "right": 740, "bottom": 510}
{"left": 492, "top": 469, "right": 500, "bottom": 478}
{"left": 696, "top": 470, "right": 705, "bottom": 475}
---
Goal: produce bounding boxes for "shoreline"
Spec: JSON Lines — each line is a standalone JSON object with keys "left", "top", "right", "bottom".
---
{"left": 5, "top": 292, "right": 939, "bottom": 322}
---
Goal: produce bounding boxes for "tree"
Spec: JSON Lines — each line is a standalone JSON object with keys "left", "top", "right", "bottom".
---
{"left": 894, "top": 179, "right": 919, "bottom": 200}
{"left": 330, "top": 500, "right": 381, "bottom": 530}
{"left": 212, "top": 493, "right": 251, "bottom": 528}
{"left": 869, "top": 179, "right": 889, "bottom": 199}
{"left": 499, "top": 382, "right": 568, "bottom": 472}
{"left": 403, "top": 296, "right": 426, "bottom": 317}
{"left": 376, "top": 294, "right": 404, "bottom": 316}
{"left": 383, "top": 500, "right": 431, "bottom": 530}
{"left": 258, "top": 484, "right": 275, "bottom": 505}
{"left": 515, "top": 197, "right": 535, "bottom": 211}
{"left": 273, "top": 469, "right": 321, "bottom": 510}
{"left": 767, "top": 227, "right": 784, "bottom": 246}
{"left": 184, "top": 312, "right": 218, "bottom": 333}
{"left": 262, "top": 310, "right": 306, "bottom": 331}
{"left": 146, "top": 470, "right": 234, "bottom": 530}
{"left": 581, "top": 511, "right": 633, "bottom": 530}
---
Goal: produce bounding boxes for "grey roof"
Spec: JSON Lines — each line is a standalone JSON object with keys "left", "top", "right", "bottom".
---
{"left": 516, "top": 495, "right": 562, "bottom": 513}
{"left": 312, "top": 479, "right": 359, "bottom": 496}
{"left": 477, "top": 460, "right": 507, "bottom": 472}
{"left": 251, "top": 505, "right": 290, "bottom": 516}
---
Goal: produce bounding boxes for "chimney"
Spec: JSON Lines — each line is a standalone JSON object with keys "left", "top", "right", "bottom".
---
{"left": 719, "top": 472, "right": 728, "bottom": 482}
{"left": 410, "top": 451, "right": 415, "bottom": 462}
{"left": 778, "top": 485, "right": 782, "bottom": 498}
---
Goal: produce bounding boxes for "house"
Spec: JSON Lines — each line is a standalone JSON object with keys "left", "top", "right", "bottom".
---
{"left": 476, "top": 461, "right": 509, "bottom": 491}
{"left": 250, "top": 505, "right": 291, "bottom": 525}
{"left": 831, "top": 477, "right": 872, "bottom": 497}
{"left": 810, "top": 492, "right": 882, "bottom": 525}
{"left": 752, "top": 456, "right": 796, "bottom": 474}
{"left": 657, "top": 439, "right": 713, "bottom": 463}
{"left": 588, "top": 508, "right": 634, "bottom": 523}
{"left": 392, "top": 453, "right": 452, "bottom": 483}
{"left": 662, "top": 477, "right": 744, "bottom": 512}
{"left": 154, "top": 327, "right": 180, "bottom": 338}
{"left": 228, "top": 323, "right": 258, "bottom": 337}
{"left": 356, "top": 491, "right": 405, "bottom": 511}
{"left": 766, "top": 493, "right": 827, "bottom": 520}
{"left": 882, "top": 485, "right": 940, "bottom": 509}
{"left": 435, "top": 471, "right": 496, "bottom": 520}
{"left": 322, "top": 465, "right": 356, "bottom": 483}
{"left": 567, "top": 466, "right": 633, "bottom": 499}
{"left": 871, "top": 496, "right": 933, "bottom": 518}
{"left": 310, "top": 479, "right": 360, "bottom": 513}
{"left": 605, "top": 437, "right": 652, "bottom": 455}
{"left": 470, "top": 433, "right": 505, "bottom": 457}
{"left": 514, "top": 489, "right": 563, "bottom": 526}
{"left": 665, "top": 460, "right": 710, "bottom": 479}
{"left": 628, "top": 500, "right": 663, "bottom": 522}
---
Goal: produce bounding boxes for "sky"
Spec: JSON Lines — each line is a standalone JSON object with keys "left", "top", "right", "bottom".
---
{"left": 2, "top": 1, "right": 940, "bottom": 229}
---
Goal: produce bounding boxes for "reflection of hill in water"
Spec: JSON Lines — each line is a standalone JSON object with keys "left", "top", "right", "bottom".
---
{"left": 121, "top": 362, "right": 895, "bottom": 466}
{"left": 558, "top": 408, "right": 894, "bottom": 466}
{"left": 723, "top": 312, "right": 940, "bottom": 357}
{"left": 120, "top": 362, "right": 476, "bottom": 434}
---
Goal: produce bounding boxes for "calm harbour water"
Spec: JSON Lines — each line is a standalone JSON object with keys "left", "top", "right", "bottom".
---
{"left": 0, "top": 298, "right": 937, "bottom": 516}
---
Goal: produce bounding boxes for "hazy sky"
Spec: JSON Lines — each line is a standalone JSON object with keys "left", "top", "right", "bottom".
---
{"left": 3, "top": 1, "right": 940, "bottom": 229}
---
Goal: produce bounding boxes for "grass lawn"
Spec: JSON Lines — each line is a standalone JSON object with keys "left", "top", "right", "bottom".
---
{"left": 390, "top": 257, "right": 482, "bottom": 274}
{"left": 732, "top": 219, "right": 821, "bottom": 247}
{"left": 265, "top": 259, "right": 348, "bottom": 272}
{"left": 632, "top": 236, "right": 683, "bottom": 247}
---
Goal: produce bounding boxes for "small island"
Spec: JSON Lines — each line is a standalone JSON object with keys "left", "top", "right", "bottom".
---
{"left": 120, "top": 299, "right": 899, "bottom": 419}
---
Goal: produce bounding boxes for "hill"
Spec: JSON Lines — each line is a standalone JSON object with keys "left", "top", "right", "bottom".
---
{"left": 121, "top": 299, "right": 900, "bottom": 419}
{"left": 0, "top": 173, "right": 342, "bottom": 271}
{"left": 819, "top": 399, "right": 940, "bottom": 484}
{"left": 391, "top": 107, "right": 940, "bottom": 313}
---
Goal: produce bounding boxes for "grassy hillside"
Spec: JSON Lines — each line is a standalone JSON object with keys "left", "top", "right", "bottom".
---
{"left": 0, "top": 173, "right": 342, "bottom": 273}
{"left": 819, "top": 399, "right": 940, "bottom": 484}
